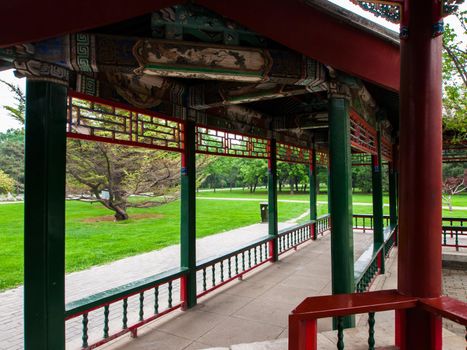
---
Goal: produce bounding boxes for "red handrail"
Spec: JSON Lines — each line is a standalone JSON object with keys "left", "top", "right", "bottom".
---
{"left": 288, "top": 290, "right": 467, "bottom": 350}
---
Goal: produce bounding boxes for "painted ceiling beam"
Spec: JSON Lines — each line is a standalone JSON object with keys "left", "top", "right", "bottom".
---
{"left": 196, "top": 0, "right": 400, "bottom": 91}
{"left": 189, "top": 82, "right": 325, "bottom": 109}
{"left": 0, "top": 0, "right": 182, "bottom": 48}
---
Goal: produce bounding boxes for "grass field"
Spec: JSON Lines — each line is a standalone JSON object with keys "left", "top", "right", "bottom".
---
{"left": 1, "top": 191, "right": 466, "bottom": 291}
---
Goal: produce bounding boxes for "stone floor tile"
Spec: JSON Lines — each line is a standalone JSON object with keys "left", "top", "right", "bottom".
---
{"left": 232, "top": 299, "right": 294, "bottom": 327}
{"left": 196, "top": 293, "right": 254, "bottom": 316}
{"left": 158, "top": 309, "right": 228, "bottom": 340}
{"left": 197, "top": 317, "right": 284, "bottom": 347}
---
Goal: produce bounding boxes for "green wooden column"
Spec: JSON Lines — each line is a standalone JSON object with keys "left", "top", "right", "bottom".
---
{"left": 268, "top": 138, "right": 278, "bottom": 261}
{"left": 309, "top": 148, "right": 318, "bottom": 239}
{"left": 180, "top": 119, "right": 197, "bottom": 308}
{"left": 329, "top": 94, "right": 355, "bottom": 329}
{"left": 309, "top": 148, "right": 317, "bottom": 221}
{"left": 24, "top": 80, "right": 67, "bottom": 350}
{"left": 371, "top": 127, "right": 385, "bottom": 273}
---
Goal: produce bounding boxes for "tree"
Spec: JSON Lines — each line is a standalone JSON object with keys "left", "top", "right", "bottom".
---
{"left": 0, "top": 80, "right": 193, "bottom": 220}
{"left": 442, "top": 10, "right": 467, "bottom": 143}
{"left": 239, "top": 159, "right": 267, "bottom": 192}
{"left": 0, "top": 129, "right": 24, "bottom": 192}
{"left": 352, "top": 166, "right": 373, "bottom": 193}
{"left": 0, "top": 169, "right": 15, "bottom": 194}
{"left": 442, "top": 164, "right": 467, "bottom": 211}
{"left": 67, "top": 140, "right": 181, "bottom": 221}
{"left": 442, "top": 174, "right": 466, "bottom": 211}
{"left": 0, "top": 79, "right": 25, "bottom": 125}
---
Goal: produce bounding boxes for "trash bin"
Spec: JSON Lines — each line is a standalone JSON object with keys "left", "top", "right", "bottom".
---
{"left": 260, "top": 202, "right": 268, "bottom": 223}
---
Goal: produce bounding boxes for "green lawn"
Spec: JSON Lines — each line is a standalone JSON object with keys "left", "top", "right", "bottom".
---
{"left": 0, "top": 198, "right": 311, "bottom": 291}
{"left": 1, "top": 191, "right": 466, "bottom": 291}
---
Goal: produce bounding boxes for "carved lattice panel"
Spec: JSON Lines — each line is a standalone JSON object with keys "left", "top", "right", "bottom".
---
{"left": 67, "top": 92, "right": 184, "bottom": 152}
{"left": 352, "top": 153, "right": 373, "bottom": 166}
{"left": 350, "top": 110, "right": 377, "bottom": 155}
{"left": 195, "top": 126, "right": 269, "bottom": 158}
{"left": 277, "top": 142, "right": 310, "bottom": 164}
{"left": 315, "top": 150, "right": 329, "bottom": 167}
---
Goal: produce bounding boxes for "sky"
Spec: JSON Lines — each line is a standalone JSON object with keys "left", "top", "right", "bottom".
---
{"left": 0, "top": 0, "right": 465, "bottom": 132}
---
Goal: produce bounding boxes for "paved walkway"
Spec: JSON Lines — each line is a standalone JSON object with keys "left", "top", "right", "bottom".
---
{"left": 196, "top": 197, "right": 467, "bottom": 211}
{"left": 91, "top": 231, "right": 374, "bottom": 350}
{"left": 105, "top": 243, "right": 465, "bottom": 350}
{"left": 2, "top": 222, "right": 465, "bottom": 349}
{"left": 0, "top": 220, "right": 299, "bottom": 350}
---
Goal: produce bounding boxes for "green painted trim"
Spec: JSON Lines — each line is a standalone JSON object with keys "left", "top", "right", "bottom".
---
{"left": 180, "top": 120, "right": 197, "bottom": 308}
{"left": 65, "top": 267, "right": 189, "bottom": 317}
{"left": 145, "top": 64, "right": 263, "bottom": 77}
{"left": 24, "top": 80, "right": 67, "bottom": 350}
{"left": 328, "top": 96, "right": 355, "bottom": 329}
{"left": 268, "top": 139, "right": 279, "bottom": 262}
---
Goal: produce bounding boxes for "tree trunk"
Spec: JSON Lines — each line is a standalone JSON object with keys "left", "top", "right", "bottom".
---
{"left": 110, "top": 203, "right": 129, "bottom": 221}
{"left": 114, "top": 209, "right": 129, "bottom": 221}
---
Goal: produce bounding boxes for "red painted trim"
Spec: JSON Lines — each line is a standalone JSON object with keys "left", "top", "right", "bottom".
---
{"left": 395, "top": 309, "right": 406, "bottom": 350}
{"left": 291, "top": 289, "right": 418, "bottom": 320}
{"left": 195, "top": 150, "right": 268, "bottom": 160}
{"left": 197, "top": 0, "right": 400, "bottom": 91}
{"left": 68, "top": 91, "right": 183, "bottom": 124}
{"left": 66, "top": 132, "right": 184, "bottom": 153}
{"left": 195, "top": 122, "right": 269, "bottom": 142}
{"left": 0, "top": 0, "right": 182, "bottom": 47}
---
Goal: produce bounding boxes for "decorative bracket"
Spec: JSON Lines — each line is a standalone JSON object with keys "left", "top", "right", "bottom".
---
{"left": 350, "top": 0, "right": 464, "bottom": 38}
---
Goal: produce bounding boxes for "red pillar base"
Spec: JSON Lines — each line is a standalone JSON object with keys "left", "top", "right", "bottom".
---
{"left": 396, "top": 308, "right": 442, "bottom": 350}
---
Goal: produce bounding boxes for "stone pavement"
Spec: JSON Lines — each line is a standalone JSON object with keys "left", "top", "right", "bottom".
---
{"left": 2, "top": 224, "right": 465, "bottom": 349}
{"left": 0, "top": 221, "right": 295, "bottom": 350}
{"left": 103, "top": 241, "right": 466, "bottom": 350}
{"left": 99, "top": 231, "right": 374, "bottom": 350}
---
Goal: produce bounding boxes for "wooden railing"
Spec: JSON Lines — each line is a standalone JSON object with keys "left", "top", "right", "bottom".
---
{"left": 289, "top": 289, "right": 467, "bottom": 350}
{"left": 354, "top": 225, "right": 397, "bottom": 293}
{"left": 65, "top": 214, "right": 331, "bottom": 349}
{"left": 352, "top": 214, "right": 390, "bottom": 232}
{"left": 65, "top": 267, "right": 187, "bottom": 349}
{"left": 442, "top": 226, "right": 467, "bottom": 251}
{"left": 354, "top": 214, "right": 467, "bottom": 250}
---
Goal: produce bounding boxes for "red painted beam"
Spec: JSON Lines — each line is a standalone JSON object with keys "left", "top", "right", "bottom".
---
{"left": 290, "top": 289, "right": 418, "bottom": 319}
{"left": 419, "top": 296, "right": 467, "bottom": 327}
{"left": 0, "top": 0, "right": 183, "bottom": 48}
{"left": 1, "top": 1, "right": 400, "bottom": 91}
{"left": 197, "top": 0, "right": 400, "bottom": 91}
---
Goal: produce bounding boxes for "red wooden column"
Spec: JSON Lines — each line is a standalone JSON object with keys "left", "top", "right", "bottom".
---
{"left": 398, "top": 0, "right": 443, "bottom": 348}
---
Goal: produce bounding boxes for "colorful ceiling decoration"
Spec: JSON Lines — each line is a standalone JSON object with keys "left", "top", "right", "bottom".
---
{"left": 350, "top": 0, "right": 464, "bottom": 24}
{"left": 350, "top": 1, "right": 401, "bottom": 24}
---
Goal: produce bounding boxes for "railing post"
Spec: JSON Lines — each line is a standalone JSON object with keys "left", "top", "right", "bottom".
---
{"left": 398, "top": 1, "right": 443, "bottom": 348}
{"left": 268, "top": 138, "right": 279, "bottom": 261}
{"left": 289, "top": 316, "right": 317, "bottom": 350}
{"left": 372, "top": 125, "right": 385, "bottom": 273}
{"left": 180, "top": 119, "right": 197, "bottom": 309}
{"left": 24, "top": 80, "right": 67, "bottom": 350}
{"left": 309, "top": 147, "right": 318, "bottom": 240}
{"left": 328, "top": 85, "right": 355, "bottom": 329}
